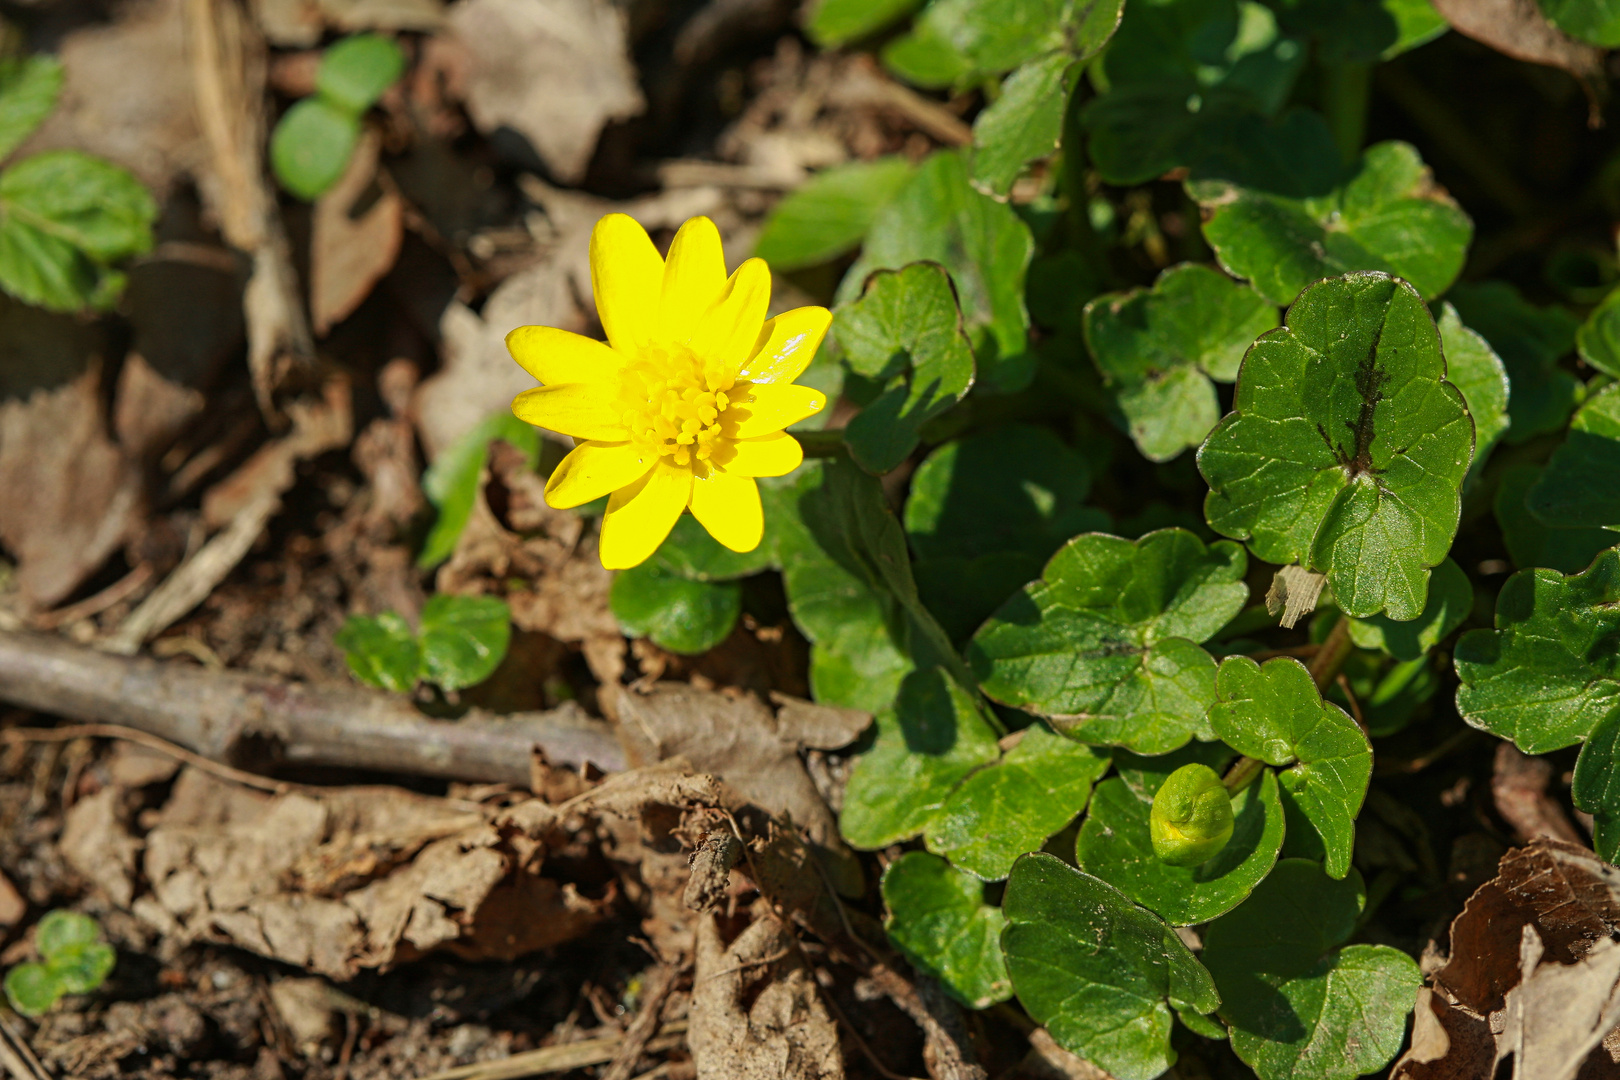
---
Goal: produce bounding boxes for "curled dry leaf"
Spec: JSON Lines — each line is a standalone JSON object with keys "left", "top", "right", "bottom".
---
{"left": 310, "top": 131, "right": 404, "bottom": 336}
{"left": 1429, "top": 0, "right": 1604, "bottom": 88}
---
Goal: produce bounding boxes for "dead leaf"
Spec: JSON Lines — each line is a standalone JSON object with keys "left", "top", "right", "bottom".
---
{"left": 1495, "top": 926, "right": 1620, "bottom": 1080}
{"left": 446, "top": 0, "right": 643, "bottom": 183}
{"left": 1430, "top": 0, "right": 1604, "bottom": 90}
{"left": 1265, "top": 565, "right": 1325, "bottom": 630}
{"left": 1392, "top": 988, "right": 1496, "bottom": 1080}
{"left": 61, "top": 788, "right": 143, "bottom": 908}
{"left": 114, "top": 353, "right": 208, "bottom": 462}
{"left": 684, "top": 826, "right": 743, "bottom": 914}
{"left": 1016, "top": 1028, "right": 1118, "bottom": 1080}
{"left": 1492, "top": 742, "right": 1584, "bottom": 846}
{"left": 310, "top": 132, "right": 405, "bottom": 336}
{"left": 0, "top": 869, "right": 23, "bottom": 930}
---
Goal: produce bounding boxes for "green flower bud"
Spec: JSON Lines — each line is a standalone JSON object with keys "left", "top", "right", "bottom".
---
{"left": 1150, "top": 763, "right": 1235, "bottom": 867}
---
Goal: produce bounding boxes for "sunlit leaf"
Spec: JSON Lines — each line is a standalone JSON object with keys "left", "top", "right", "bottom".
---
{"left": 755, "top": 157, "right": 915, "bottom": 270}
{"left": 882, "top": 852, "right": 1012, "bottom": 1008}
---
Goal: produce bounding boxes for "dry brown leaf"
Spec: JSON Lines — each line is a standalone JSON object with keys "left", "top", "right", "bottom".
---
{"left": 1430, "top": 0, "right": 1604, "bottom": 88}
{"left": 113, "top": 354, "right": 208, "bottom": 462}
{"left": 254, "top": 0, "right": 443, "bottom": 47}
{"left": 60, "top": 788, "right": 142, "bottom": 909}
{"left": 0, "top": 869, "right": 23, "bottom": 929}
{"left": 1016, "top": 1028, "right": 1119, "bottom": 1080}
{"left": 1494, "top": 926, "right": 1620, "bottom": 1080}
{"left": 1491, "top": 742, "right": 1585, "bottom": 846}
{"left": 1391, "top": 988, "right": 1496, "bottom": 1080}
{"left": 310, "top": 132, "right": 405, "bottom": 336}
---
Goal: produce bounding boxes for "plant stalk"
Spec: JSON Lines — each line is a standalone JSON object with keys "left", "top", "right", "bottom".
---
{"left": 796, "top": 428, "right": 847, "bottom": 458}
{"left": 1322, "top": 60, "right": 1371, "bottom": 165}
{"left": 1307, "top": 613, "right": 1355, "bottom": 691}
{"left": 1222, "top": 754, "right": 1265, "bottom": 796}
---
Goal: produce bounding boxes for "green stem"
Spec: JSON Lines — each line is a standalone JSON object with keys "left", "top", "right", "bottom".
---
{"left": 1307, "top": 614, "right": 1354, "bottom": 692}
{"left": 1322, "top": 60, "right": 1371, "bottom": 166}
{"left": 1222, "top": 755, "right": 1265, "bottom": 796}
{"left": 796, "top": 428, "right": 847, "bottom": 458}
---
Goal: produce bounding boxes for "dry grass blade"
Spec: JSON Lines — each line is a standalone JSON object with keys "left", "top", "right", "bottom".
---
{"left": 414, "top": 1024, "right": 688, "bottom": 1080}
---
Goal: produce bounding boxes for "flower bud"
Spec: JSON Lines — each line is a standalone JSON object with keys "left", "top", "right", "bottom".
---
{"left": 1150, "top": 763, "right": 1235, "bottom": 867}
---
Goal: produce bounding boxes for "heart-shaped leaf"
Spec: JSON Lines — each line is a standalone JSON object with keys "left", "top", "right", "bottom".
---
{"left": 1527, "top": 382, "right": 1620, "bottom": 531}
{"left": 270, "top": 96, "right": 359, "bottom": 201}
{"left": 1208, "top": 656, "right": 1372, "bottom": 878}
{"left": 334, "top": 611, "right": 421, "bottom": 692}
{"left": 418, "top": 594, "right": 512, "bottom": 691}
{"left": 3, "top": 963, "right": 61, "bottom": 1018}
{"left": 1197, "top": 272, "right": 1474, "bottom": 621}
{"left": 968, "top": 528, "right": 1248, "bottom": 753}
{"left": 1345, "top": 556, "right": 1472, "bottom": 661}
{"left": 1449, "top": 281, "right": 1582, "bottom": 443}
{"left": 36, "top": 911, "right": 100, "bottom": 959}
{"left": 1494, "top": 461, "right": 1616, "bottom": 574}
{"left": 610, "top": 564, "right": 741, "bottom": 655}
{"left": 755, "top": 157, "right": 915, "bottom": 271}
{"left": 317, "top": 34, "right": 405, "bottom": 116}
{"left": 1002, "top": 853, "right": 1220, "bottom": 1080}
{"left": 882, "top": 851, "right": 1012, "bottom": 1008}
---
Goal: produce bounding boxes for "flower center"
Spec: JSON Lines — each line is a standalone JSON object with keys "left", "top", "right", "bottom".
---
{"left": 619, "top": 344, "right": 736, "bottom": 468}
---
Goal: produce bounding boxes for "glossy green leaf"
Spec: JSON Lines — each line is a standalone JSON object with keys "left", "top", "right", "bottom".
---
{"left": 1103, "top": 0, "right": 1305, "bottom": 113}
{"left": 334, "top": 611, "right": 421, "bottom": 692}
{"left": 1494, "top": 461, "right": 1616, "bottom": 574}
{"left": 50, "top": 942, "right": 115, "bottom": 995}
{"left": 970, "top": 53, "right": 1072, "bottom": 196}
{"left": 834, "top": 262, "right": 976, "bottom": 473}
{"left": 806, "top": 0, "right": 923, "bottom": 42}
{"left": 1191, "top": 141, "right": 1472, "bottom": 305}
{"left": 1084, "top": 263, "right": 1279, "bottom": 462}
{"left": 886, "top": 0, "right": 1122, "bottom": 83}
{"left": 1078, "top": 768, "right": 1284, "bottom": 925}
{"left": 755, "top": 157, "right": 915, "bottom": 270}
{"left": 882, "top": 852, "right": 1012, "bottom": 1008}
{"left": 646, "top": 512, "right": 774, "bottom": 582}
{"left": 1150, "top": 763, "right": 1236, "bottom": 866}
{"left": 840, "top": 667, "right": 1002, "bottom": 847}
{"left": 3, "top": 964, "right": 61, "bottom": 1017}
{"left": 1540, "top": 0, "right": 1620, "bottom": 45}
{"left": 1573, "top": 710, "right": 1620, "bottom": 862}
{"left": 1346, "top": 556, "right": 1472, "bottom": 661}
{"left": 1577, "top": 284, "right": 1620, "bottom": 379}
{"left": 1198, "top": 272, "right": 1474, "bottom": 620}
{"left": 1437, "top": 303, "right": 1511, "bottom": 482}
{"left": 969, "top": 528, "right": 1247, "bottom": 753}
{"left": 1209, "top": 656, "right": 1371, "bottom": 878}
{"left": 1527, "top": 382, "right": 1620, "bottom": 531}
{"left": 270, "top": 97, "right": 360, "bottom": 201}
{"left": 37, "top": 911, "right": 100, "bottom": 959}
{"left": 0, "top": 56, "right": 63, "bottom": 163}
{"left": 1203, "top": 860, "right": 1421, "bottom": 1080}
{"left": 1002, "top": 853, "right": 1220, "bottom": 1080}
{"left": 841, "top": 151, "right": 1034, "bottom": 393}
{"left": 419, "top": 412, "right": 541, "bottom": 569}
{"left": 926, "top": 723, "right": 1110, "bottom": 880}
{"left": 317, "top": 34, "right": 405, "bottom": 115}
{"left": 1115, "top": 739, "right": 1236, "bottom": 801}
{"left": 1448, "top": 282, "right": 1581, "bottom": 443}
{"left": 611, "top": 563, "right": 741, "bottom": 655}
{"left": 418, "top": 594, "right": 511, "bottom": 691}
{"left": 1455, "top": 545, "right": 1620, "bottom": 753}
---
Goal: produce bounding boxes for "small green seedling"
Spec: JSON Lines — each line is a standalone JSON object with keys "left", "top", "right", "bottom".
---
{"left": 1149, "top": 763, "right": 1234, "bottom": 866}
{"left": 335, "top": 594, "right": 511, "bottom": 693}
{"left": 4, "top": 911, "right": 116, "bottom": 1017}
{"left": 270, "top": 34, "right": 405, "bottom": 200}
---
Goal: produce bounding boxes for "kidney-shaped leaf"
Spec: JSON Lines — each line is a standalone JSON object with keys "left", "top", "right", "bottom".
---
{"left": 1208, "top": 656, "right": 1372, "bottom": 879}
{"left": 968, "top": 528, "right": 1248, "bottom": 753}
{"left": 610, "top": 563, "right": 741, "bottom": 655}
{"left": 882, "top": 852, "right": 1012, "bottom": 1009}
{"left": 1002, "top": 853, "right": 1220, "bottom": 1080}
{"left": 1198, "top": 272, "right": 1474, "bottom": 621}
{"left": 418, "top": 594, "right": 512, "bottom": 691}
{"left": 1454, "top": 545, "right": 1620, "bottom": 753}
{"left": 1527, "top": 381, "right": 1620, "bottom": 532}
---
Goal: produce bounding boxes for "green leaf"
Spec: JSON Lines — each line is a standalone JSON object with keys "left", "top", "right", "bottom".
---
{"left": 334, "top": 612, "right": 421, "bottom": 692}
{"left": 841, "top": 151, "right": 1035, "bottom": 393}
{"left": 970, "top": 53, "right": 1073, "bottom": 197}
{"left": 926, "top": 723, "right": 1111, "bottom": 880}
{"left": 806, "top": 0, "right": 924, "bottom": 44}
{"left": 1540, "top": 0, "right": 1620, "bottom": 45}
{"left": 887, "top": 0, "right": 1122, "bottom": 82}
{"left": 969, "top": 528, "right": 1248, "bottom": 753}
{"left": 1495, "top": 461, "right": 1616, "bottom": 574}
{"left": 1208, "top": 656, "right": 1372, "bottom": 878}
{"left": 419, "top": 412, "right": 541, "bottom": 569}
{"left": 1356, "top": 653, "right": 1440, "bottom": 737}
{"left": 36, "top": 911, "right": 100, "bottom": 960}
{"left": 1192, "top": 141, "right": 1471, "bottom": 306}
{"left": 1264, "top": 0, "right": 1443, "bottom": 62}
{"left": 3, "top": 964, "right": 62, "bottom": 1018}
{"left": 1002, "top": 853, "right": 1220, "bottom": 1080}
{"left": 1078, "top": 768, "right": 1285, "bottom": 925}
{"left": 1448, "top": 281, "right": 1582, "bottom": 443}
{"left": 1198, "top": 272, "right": 1474, "bottom": 620}
{"left": 317, "top": 34, "right": 406, "bottom": 115}
{"left": 1115, "top": 739, "right": 1236, "bottom": 800}
{"left": 49, "top": 942, "right": 115, "bottom": 995}
{"left": 1084, "top": 263, "right": 1279, "bottom": 462}
{"left": 611, "top": 563, "right": 741, "bottom": 655}
{"left": 1202, "top": 860, "right": 1421, "bottom": 1080}
{"left": 834, "top": 262, "right": 976, "bottom": 473}
{"left": 271, "top": 97, "right": 360, "bottom": 201}
{"left": 418, "top": 594, "right": 510, "bottom": 691}
{"left": 1346, "top": 556, "right": 1472, "bottom": 661}
{"left": 647, "top": 512, "right": 774, "bottom": 581}
{"left": 1573, "top": 710, "right": 1620, "bottom": 862}
{"left": 1527, "top": 382, "right": 1620, "bottom": 531}
{"left": 1577, "top": 284, "right": 1620, "bottom": 379}
{"left": 882, "top": 852, "right": 1012, "bottom": 1008}
{"left": 1437, "top": 303, "right": 1511, "bottom": 483}
{"left": 0, "top": 56, "right": 64, "bottom": 163}
{"left": 840, "top": 667, "right": 1002, "bottom": 848}
{"left": 1455, "top": 545, "right": 1620, "bottom": 753}
{"left": 755, "top": 157, "right": 915, "bottom": 270}
{"left": 1378, "top": 0, "right": 1449, "bottom": 56}
{"left": 1102, "top": 0, "right": 1305, "bottom": 114}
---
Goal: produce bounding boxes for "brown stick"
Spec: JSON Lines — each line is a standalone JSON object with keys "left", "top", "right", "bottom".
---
{"left": 0, "top": 630, "right": 624, "bottom": 782}
{"left": 601, "top": 964, "right": 680, "bottom": 1080}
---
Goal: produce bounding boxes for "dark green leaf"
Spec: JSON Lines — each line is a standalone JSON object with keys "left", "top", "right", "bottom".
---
{"left": 1448, "top": 282, "right": 1581, "bottom": 443}
{"left": 1378, "top": 0, "right": 1449, "bottom": 56}
{"left": 1527, "top": 382, "right": 1620, "bottom": 531}
{"left": 1101, "top": 0, "right": 1305, "bottom": 114}
{"left": 1192, "top": 141, "right": 1471, "bottom": 306}
{"left": 1346, "top": 556, "right": 1473, "bottom": 661}
{"left": 3, "top": 963, "right": 61, "bottom": 1018}
{"left": 1077, "top": 769, "right": 1285, "bottom": 925}
{"left": 882, "top": 852, "right": 1012, "bottom": 1008}
{"left": 1202, "top": 860, "right": 1420, "bottom": 1080}
{"left": 1455, "top": 545, "right": 1620, "bottom": 753}
{"left": 418, "top": 594, "right": 511, "bottom": 691}
{"left": 1084, "top": 263, "right": 1279, "bottom": 462}
{"left": 1002, "top": 853, "right": 1220, "bottom": 1080}
{"left": 1264, "top": 0, "right": 1443, "bottom": 62}
{"left": 834, "top": 262, "right": 976, "bottom": 473}
{"left": 1115, "top": 739, "right": 1237, "bottom": 801}
{"left": 1198, "top": 272, "right": 1474, "bottom": 620}
{"left": 970, "top": 53, "right": 1072, "bottom": 197}
{"left": 1208, "top": 656, "right": 1372, "bottom": 878}
{"left": 334, "top": 612, "right": 421, "bottom": 692}
{"left": 755, "top": 157, "right": 915, "bottom": 270}
{"left": 886, "top": 0, "right": 1122, "bottom": 83}
{"left": 1573, "top": 710, "right": 1620, "bottom": 862}
{"left": 1577, "top": 283, "right": 1620, "bottom": 379}
{"left": 841, "top": 151, "right": 1035, "bottom": 393}
{"left": 36, "top": 911, "right": 100, "bottom": 959}
{"left": 806, "top": 0, "right": 924, "bottom": 44}
{"left": 926, "top": 722, "right": 1110, "bottom": 880}
{"left": 1540, "top": 0, "right": 1620, "bottom": 45}
{"left": 647, "top": 512, "right": 774, "bottom": 581}
{"left": 316, "top": 34, "right": 405, "bottom": 115}
{"left": 1495, "top": 461, "right": 1616, "bottom": 574}
{"left": 0, "top": 56, "right": 63, "bottom": 163}
{"left": 1357, "top": 653, "right": 1440, "bottom": 737}
{"left": 1437, "top": 303, "right": 1511, "bottom": 483}
{"left": 270, "top": 97, "right": 360, "bottom": 201}
{"left": 49, "top": 942, "right": 115, "bottom": 995}
{"left": 969, "top": 528, "right": 1248, "bottom": 753}
{"left": 419, "top": 412, "right": 540, "bottom": 569}
{"left": 610, "top": 563, "right": 742, "bottom": 654}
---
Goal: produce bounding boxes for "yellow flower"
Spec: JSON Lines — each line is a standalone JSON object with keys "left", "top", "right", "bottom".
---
{"left": 506, "top": 214, "right": 830, "bottom": 569}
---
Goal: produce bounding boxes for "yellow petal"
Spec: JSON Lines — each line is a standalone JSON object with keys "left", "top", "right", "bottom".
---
{"left": 739, "top": 306, "right": 832, "bottom": 384}
{"left": 690, "top": 470, "right": 763, "bottom": 552}
{"left": 590, "top": 214, "right": 664, "bottom": 358}
{"left": 719, "top": 431, "right": 804, "bottom": 477}
{"left": 658, "top": 216, "right": 727, "bottom": 345}
{"left": 691, "top": 257, "right": 772, "bottom": 368}
{"left": 513, "top": 384, "right": 630, "bottom": 441}
{"left": 545, "top": 441, "right": 654, "bottom": 509}
{"left": 506, "top": 325, "right": 627, "bottom": 386}
{"left": 599, "top": 460, "right": 693, "bottom": 569}
{"left": 722, "top": 383, "right": 826, "bottom": 439}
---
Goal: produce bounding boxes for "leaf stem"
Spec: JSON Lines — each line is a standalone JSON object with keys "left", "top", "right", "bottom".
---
{"left": 1307, "top": 614, "right": 1354, "bottom": 692}
{"left": 1222, "top": 755, "right": 1265, "bottom": 796}
{"left": 795, "top": 428, "right": 847, "bottom": 458}
{"left": 1322, "top": 60, "right": 1370, "bottom": 165}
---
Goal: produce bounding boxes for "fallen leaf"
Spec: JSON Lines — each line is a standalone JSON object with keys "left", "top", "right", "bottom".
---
{"left": 113, "top": 353, "right": 208, "bottom": 462}
{"left": 1494, "top": 925, "right": 1620, "bottom": 1080}
{"left": 0, "top": 869, "right": 23, "bottom": 929}
{"left": 1391, "top": 988, "right": 1496, "bottom": 1080}
{"left": 1430, "top": 0, "right": 1604, "bottom": 89}
{"left": 310, "top": 131, "right": 404, "bottom": 336}
{"left": 1491, "top": 742, "right": 1585, "bottom": 846}
{"left": 60, "top": 788, "right": 143, "bottom": 908}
